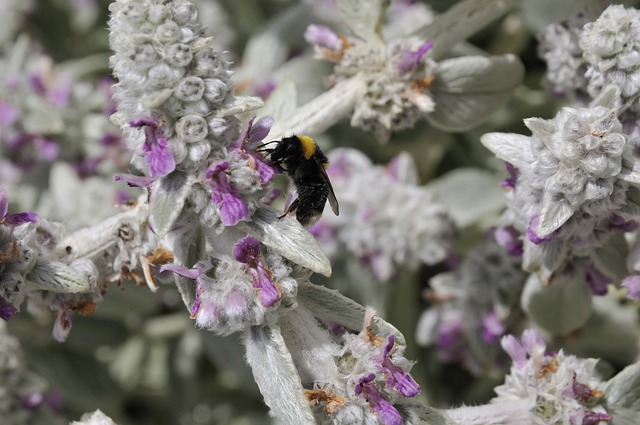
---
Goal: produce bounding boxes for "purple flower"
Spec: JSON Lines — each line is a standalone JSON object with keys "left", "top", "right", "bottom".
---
{"left": 494, "top": 225, "right": 523, "bottom": 256}
{"left": 377, "top": 334, "right": 421, "bottom": 397}
{"left": 206, "top": 161, "right": 249, "bottom": 226}
{"left": 47, "top": 76, "right": 72, "bottom": 108}
{"left": 253, "top": 79, "right": 277, "bottom": 99}
{"left": 304, "top": 24, "right": 343, "bottom": 50}
{"left": 567, "top": 373, "right": 604, "bottom": 403}
{"left": 6, "top": 134, "right": 60, "bottom": 163}
{"left": 355, "top": 374, "right": 402, "bottom": 425}
{"left": 501, "top": 329, "right": 545, "bottom": 369}
{"left": 161, "top": 262, "right": 210, "bottom": 318}
{"left": 234, "top": 236, "right": 281, "bottom": 307}
{"left": 501, "top": 162, "right": 518, "bottom": 190}
{"left": 0, "top": 101, "right": 19, "bottom": 127}
{"left": 609, "top": 214, "right": 638, "bottom": 232}
{"left": 21, "top": 392, "right": 45, "bottom": 410}
{"left": 436, "top": 319, "right": 463, "bottom": 362}
{"left": 130, "top": 117, "right": 176, "bottom": 178}
{"left": 582, "top": 411, "right": 612, "bottom": 425}
{"left": 28, "top": 74, "right": 47, "bottom": 96}
{"left": 113, "top": 173, "right": 155, "bottom": 188}
{"left": 232, "top": 116, "right": 276, "bottom": 184}
{"left": 0, "top": 188, "right": 38, "bottom": 226}
{"left": 622, "top": 275, "right": 640, "bottom": 301}
{"left": 99, "top": 132, "right": 122, "bottom": 147}
{"left": 226, "top": 288, "right": 248, "bottom": 316}
{"left": 396, "top": 41, "right": 433, "bottom": 74}
{"left": 0, "top": 298, "right": 17, "bottom": 321}
{"left": 481, "top": 311, "right": 505, "bottom": 343}
{"left": 527, "top": 215, "right": 559, "bottom": 244}
{"left": 585, "top": 266, "right": 610, "bottom": 296}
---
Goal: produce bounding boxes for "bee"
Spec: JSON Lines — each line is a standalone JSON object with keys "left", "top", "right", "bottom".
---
{"left": 258, "top": 135, "right": 339, "bottom": 227}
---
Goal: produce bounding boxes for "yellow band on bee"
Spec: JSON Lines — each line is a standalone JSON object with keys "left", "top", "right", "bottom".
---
{"left": 297, "top": 135, "right": 317, "bottom": 159}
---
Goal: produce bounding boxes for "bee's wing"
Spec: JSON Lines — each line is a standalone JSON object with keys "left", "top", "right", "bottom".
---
{"left": 321, "top": 167, "right": 339, "bottom": 216}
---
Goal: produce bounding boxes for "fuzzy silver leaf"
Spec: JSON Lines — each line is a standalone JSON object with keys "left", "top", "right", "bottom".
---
{"left": 243, "top": 325, "right": 316, "bottom": 425}
{"left": 25, "top": 259, "right": 95, "bottom": 293}
{"left": 428, "top": 55, "right": 525, "bottom": 132}
{"left": 522, "top": 273, "right": 592, "bottom": 335}
{"left": 336, "top": 0, "right": 389, "bottom": 42}
{"left": 238, "top": 206, "right": 332, "bottom": 277}
{"left": 148, "top": 171, "right": 195, "bottom": 237}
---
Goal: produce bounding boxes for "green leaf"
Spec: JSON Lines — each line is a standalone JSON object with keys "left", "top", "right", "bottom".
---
{"left": 607, "top": 362, "right": 640, "bottom": 425}
{"left": 148, "top": 171, "right": 195, "bottom": 237}
{"left": 297, "top": 281, "right": 405, "bottom": 345}
{"left": 238, "top": 206, "right": 332, "bottom": 277}
{"left": 243, "top": 325, "right": 315, "bottom": 425}
{"left": 593, "top": 232, "right": 630, "bottom": 282}
{"left": 621, "top": 186, "right": 640, "bottom": 216}
{"left": 538, "top": 192, "right": 574, "bottom": 236}
{"left": 480, "top": 132, "right": 531, "bottom": 169}
{"left": 414, "top": 0, "right": 522, "bottom": 59}
{"left": 258, "top": 79, "right": 298, "bottom": 122}
{"left": 414, "top": 0, "right": 521, "bottom": 59}
{"left": 401, "top": 403, "right": 459, "bottom": 425}
{"left": 26, "top": 259, "right": 94, "bottom": 293}
{"left": 429, "top": 168, "right": 505, "bottom": 227}
{"left": 522, "top": 273, "right": 592, "bottom": 335}
{"left": 336, "top": 0, "right": 390, "bottom": 42}
{"left": 590, "top": 84, "right": 622, "bottom": 110}
{"left": 168, "top": 214, "right": 206, "bottom": 310}
{"left": 268, "top": 76, "right": 366, "bottom": 141}
{"left": 427, "top": 55, "right": 525, "bottom": 132}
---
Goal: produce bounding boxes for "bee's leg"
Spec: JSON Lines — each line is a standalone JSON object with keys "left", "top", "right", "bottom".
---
{"left": 278, "top": 199, "right": 299, "bottom": 219}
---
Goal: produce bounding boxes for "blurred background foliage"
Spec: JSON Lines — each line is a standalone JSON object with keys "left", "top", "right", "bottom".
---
{"left": 3, "top": 0, "right": 640, "bottom": 424}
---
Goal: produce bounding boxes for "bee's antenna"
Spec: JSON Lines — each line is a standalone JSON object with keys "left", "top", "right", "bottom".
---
{"left": 255, "top": 140, "right": 279, "bottom": 153}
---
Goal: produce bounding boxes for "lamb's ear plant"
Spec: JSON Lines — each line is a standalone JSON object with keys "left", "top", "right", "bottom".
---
{"left": 3, "top": 0, "right": 640, "bottom": 424}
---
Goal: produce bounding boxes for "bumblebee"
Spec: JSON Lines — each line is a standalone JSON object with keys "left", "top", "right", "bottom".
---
{"left": 258, "top": 135, "right": 339, "bottom": 227}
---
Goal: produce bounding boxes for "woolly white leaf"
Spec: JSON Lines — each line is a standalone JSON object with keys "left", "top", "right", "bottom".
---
{"left": 216, "top": 96, "right": 264, "bottom": 117}
{"left": 621, "top": 186, "right": 640, "bottom": 216}
{"left": 480, "top": 133, "right": 531, "bottom": 169}
{"left": 401, "top": 403, "right": 460, "bottom": 425}
{"left": 430, "top": 168, "right": 504, "bottom": 226}
{"left": 148, "top": 171, "right": 195, "bottom": 237}
{"left": 428, "top": 55, "right": 525, "bottom": 132}
{"left": 297, "top": 281, "right": 405, "bottom": 345}
{"left": 524, "top": 117, "right": 556, "bottom": 141}
{"left": 446, "top": 399, "right": 532, "bottom": 425}
{"left": 542, "top": 239, "right": 570, "bottom": 273}
{"left": 619, "top": 157, "right": 640, "bottom": 185}
{"left": 279, "top": 304, "right": 341, "bottom": 384}
{"left": 238, "top": 206, "right": 332, "bottom": 277}
{"left": 166, "top": 215, "right": 206, "bottom": 310}
{"left": 522, "top": 273, "right": 592, "bottom": 335}
{"left": 416, "top": 0, "right": 521, "bottom": 59}
{"left": 606, "top": 362, "right": 640, "bottom": 425}
{"left": 538, "top": 193, "right": 574, "bottom": 236}
{"left": 71, "top": 409, "right": 119, "bottom": 425}
{"left": 25, "top": 259, "right": 94, "bottom": 293}
{"left": 590, "top": 84, "right": 622, "bottom": 109}
{"left": 336, "top": 0, "right": 389, "bottom": 42}
{"left": 593, "top": 232, "right": 630, "bottom": 282}
{"left": 243, "top": 325, "right": 316, "bottom": 425}
{"left": 258, "top": 79, "right": 298, "bottom": 123}
{"left": 268, "top": 75, "right": 366, "bottom": 140}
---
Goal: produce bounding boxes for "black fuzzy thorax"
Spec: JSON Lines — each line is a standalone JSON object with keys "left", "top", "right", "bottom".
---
{"left": 269, "top": 136, "right": 330, "bottom": 225}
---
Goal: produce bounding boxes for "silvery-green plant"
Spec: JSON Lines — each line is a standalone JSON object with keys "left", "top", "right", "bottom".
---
{"left": 4, "top": 1, "right": 640, "bottom": 425}
{"left": 415, "top": 237, "right": 526, "bottom": 375}
{"left": 481, "top": 4, "right": 640, "bottom": 337}
{"left": 312, "top": 148, "right": 455, "bottom": 283}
